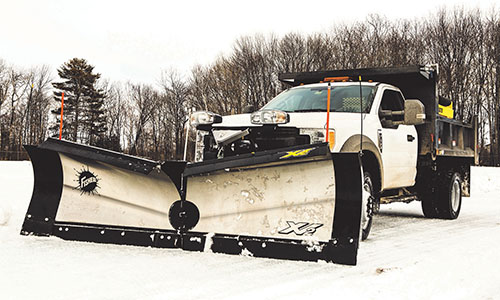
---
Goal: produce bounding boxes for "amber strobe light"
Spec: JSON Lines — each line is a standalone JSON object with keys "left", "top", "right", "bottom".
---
{"left": 324, "top": 76, "right": 350, "bottom": 82}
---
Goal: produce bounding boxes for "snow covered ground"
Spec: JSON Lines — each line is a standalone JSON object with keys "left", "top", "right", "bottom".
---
{"left": 1, "top": 161, "right": 499, "bottom": 300}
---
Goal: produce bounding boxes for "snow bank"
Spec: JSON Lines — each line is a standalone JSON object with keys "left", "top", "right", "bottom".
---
{"left": 0, "top": 161, "right": 32, "bottom": 227}
{"left": 0, "top": 199, "right": 11, "bottom": 225}
{"left": 1, "top": 162, "right": 500, "bottom": 300}
{"left": 471, "top": 166, "right": 500, "bottom": 195}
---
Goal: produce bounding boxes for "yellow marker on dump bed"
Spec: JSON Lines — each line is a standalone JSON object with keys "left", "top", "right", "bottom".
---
{"left": 438, "top": 101, "right": 454, "bottom": 119}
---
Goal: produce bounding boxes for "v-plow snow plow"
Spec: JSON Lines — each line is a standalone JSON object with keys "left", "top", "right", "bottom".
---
{"left": 22, "top": 138, "right": 364, "bottom": 265}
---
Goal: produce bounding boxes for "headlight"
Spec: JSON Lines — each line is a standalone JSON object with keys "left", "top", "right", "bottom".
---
{"left": 250, "top": 110, "right": 289, "bottom": 125}
{"left": 299, "top": 128, "right": 335, "bottom": 150}
{"left": 299, "top": 128, "right": 325, "bottom": 144}
{"left": 190, "top": 111, "right": 222, "bottom": 127}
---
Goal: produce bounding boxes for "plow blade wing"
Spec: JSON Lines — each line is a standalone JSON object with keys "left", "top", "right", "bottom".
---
{"left": 22, "top": 140, "right": 363, "bottom": 265}
{"left": 22, "top": 138, "right": 183, "bottom": 247}
{"left": 182, "top": 144, "right": 363, "bottom": 265}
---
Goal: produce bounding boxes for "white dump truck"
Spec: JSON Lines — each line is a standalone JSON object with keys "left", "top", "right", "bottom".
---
{"left": 22, "top": 65, "right": 476, "bottom": 266}
{"left": 190, "top": 65, "right": 478, "bottom": 240}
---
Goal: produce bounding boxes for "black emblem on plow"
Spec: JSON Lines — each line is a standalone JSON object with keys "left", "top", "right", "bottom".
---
{"left": 75, "top": 166, "right": 100, "bottom": 195}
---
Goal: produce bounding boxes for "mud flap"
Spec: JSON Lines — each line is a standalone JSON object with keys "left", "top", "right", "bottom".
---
{"left": 22, "top": 139, "right": 363, "bottom": 265}
{"left": 182, "top": 144, "right": 363, "bottom": 265}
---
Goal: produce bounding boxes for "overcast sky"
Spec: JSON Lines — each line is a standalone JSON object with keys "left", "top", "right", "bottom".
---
{"left": 1, "top": 0, "right": 497, "bottom": 85}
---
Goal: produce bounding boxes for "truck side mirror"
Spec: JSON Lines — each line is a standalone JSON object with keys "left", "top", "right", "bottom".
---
{"left": 404, "top": 99, "right": 426, "bottom": 125}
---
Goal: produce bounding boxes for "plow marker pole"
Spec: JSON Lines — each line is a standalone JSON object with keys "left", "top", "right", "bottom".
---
{"left": 59, "top": 92, "right": 64, "bottom": 140}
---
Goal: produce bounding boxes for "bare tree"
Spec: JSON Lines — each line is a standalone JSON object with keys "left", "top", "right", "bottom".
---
{"left": 127, "top": 83, "right": 158, "bottom": 156}
{"left": 23, "top": 65, "right": 52, "bottom": 145}
{"left": 100, "top": 81, "right": 125, "bottom": 151}
{"left": 159, "top": 69, "right": 190, "bottom": 159}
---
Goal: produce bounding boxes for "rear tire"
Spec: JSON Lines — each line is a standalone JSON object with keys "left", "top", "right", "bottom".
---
{"left": 361, "top": 172, "right": 375, "bottom": 241}
{"left": 437, "top": 172, "right": 462, "bottom": 219}
{"left": 421, "top": 192, "right": 439, "bottom": 218}
{"left": 421, "top": 171, "right": 462, "bottom": 219}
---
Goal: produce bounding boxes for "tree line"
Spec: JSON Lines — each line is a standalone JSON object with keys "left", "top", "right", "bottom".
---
{"left": 0, "top": 7, "right": 499, "bottom": 164}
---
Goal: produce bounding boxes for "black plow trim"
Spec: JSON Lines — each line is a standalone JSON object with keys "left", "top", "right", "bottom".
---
{"left": 22, "top": 146, "right": 64, "bottom": 236}
{"left": 184, "top": 142, "right": 330, "bottom": 176}
{"left": 47, "top": 222, "right": 353, "bottom": 263}
{"left": 38, "top": 138, "right": 159, "bottom": 174}
{"left": 330, "top": 153, "right": 363, "bottom": 265}
{"left": 52, "top": 222, "right": 179, "bottom": 248}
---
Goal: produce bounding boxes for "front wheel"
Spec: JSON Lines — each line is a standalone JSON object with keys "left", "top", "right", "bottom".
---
{"left": 361, "top": 172, "right": 375, "bottom": 240}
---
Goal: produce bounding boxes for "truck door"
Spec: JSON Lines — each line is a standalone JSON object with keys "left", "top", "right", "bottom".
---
{"left": 378, "top": 89, "right": 418, "bottom": 189}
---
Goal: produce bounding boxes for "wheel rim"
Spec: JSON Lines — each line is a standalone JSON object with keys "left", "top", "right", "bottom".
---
{"left": 451, "top": 177, "right": 460, "bottom": 212}
{"left": 361, "top": 176, "right": 373, "bottom": 231}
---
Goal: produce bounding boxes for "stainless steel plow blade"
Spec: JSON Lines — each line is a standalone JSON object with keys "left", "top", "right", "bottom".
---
{"left": 22, "top": 139, "right": 363, "bottom": 265}
{"left": 22, "top": 138, "right": 184, "bottom": 248}
{"left": 181, "top": 144, "right": 363, "bottom": 265}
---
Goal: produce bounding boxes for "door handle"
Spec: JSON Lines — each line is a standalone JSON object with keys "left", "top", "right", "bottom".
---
{"left": 407, "top": 135, "right": 415, "bottom": 142}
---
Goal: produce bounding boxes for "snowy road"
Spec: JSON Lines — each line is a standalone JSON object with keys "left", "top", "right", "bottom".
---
{"left": 1, "top": 162, "right": 499, "bottom": 299}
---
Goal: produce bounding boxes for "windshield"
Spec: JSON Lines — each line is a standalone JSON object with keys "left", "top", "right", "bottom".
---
{"left": 262, "top": 85, "right": 376, "bottom": 113}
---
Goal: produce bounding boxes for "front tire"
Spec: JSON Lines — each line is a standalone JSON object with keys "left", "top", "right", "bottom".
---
{"left": 361, "top": 172, "right": 375, "bottom": 241}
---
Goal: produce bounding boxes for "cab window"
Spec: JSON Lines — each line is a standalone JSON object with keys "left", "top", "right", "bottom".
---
{"left": 379, "top": 89, "right": 404, "bottom": 128}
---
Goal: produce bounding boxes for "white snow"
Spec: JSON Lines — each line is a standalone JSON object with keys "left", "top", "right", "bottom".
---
{"left": 1, "top": 162, "right": 500, "bottom": 299}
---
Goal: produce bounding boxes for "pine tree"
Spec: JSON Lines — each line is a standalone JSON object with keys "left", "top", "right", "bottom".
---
{"left": 51, "top": 58, "right": 107, "bottom": 145}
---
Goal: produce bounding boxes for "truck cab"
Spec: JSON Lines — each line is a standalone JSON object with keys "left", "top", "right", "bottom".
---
{"left": 192, "top": 81, "right": 421, "bottom": 193}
